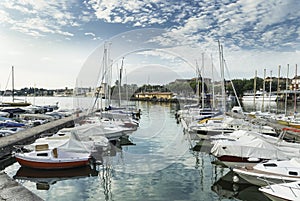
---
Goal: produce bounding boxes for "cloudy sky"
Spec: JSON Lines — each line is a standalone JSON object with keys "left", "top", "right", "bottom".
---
{"left": 0, "top": 0, "right": 299, "bottom": 89}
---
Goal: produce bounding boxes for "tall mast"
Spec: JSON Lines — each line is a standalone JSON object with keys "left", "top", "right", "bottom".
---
{"left": 294, "top": 64, "right": 298, "bottom": 116}
{"left": 211, "top": 54, "right": 215, "bottom": 109}
{"left": 277, "top": 65, "right": 281, "bottom": 114}
{"left": 253, "top": 70, "right": 257, "bottom": 110}
{"left": 118, "top": 57, "right": 124, "bottom": 107}
{"left": 262, "top": 69, "right": 266, "bottom": 112}
{"left": 12, "top": 66, "right": 14, "bottom": 102}
{"left": 269, "top": 70, "right": 272, "bottom": 113}
{"left": 218, "top": 40, "right": 226, "bottom": 113}
{"left": 285, "top": 64, "right": 289, "bottom": 116}
{"left": 201, "top": 52, "right": 205, "bottom": 108}
{"left": 195, "top": 60, "right": 200, "bottom": 105}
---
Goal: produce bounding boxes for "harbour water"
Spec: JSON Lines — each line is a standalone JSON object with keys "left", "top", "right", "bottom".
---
{"left": 2, "top": 96, "right": 299, "bottom": 201}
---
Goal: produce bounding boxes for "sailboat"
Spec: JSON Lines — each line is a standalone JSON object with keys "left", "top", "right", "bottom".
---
{"left": 0, "top": 66, "right": 31, "bottom": 107}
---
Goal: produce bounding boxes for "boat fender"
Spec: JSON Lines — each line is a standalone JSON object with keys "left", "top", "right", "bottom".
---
{"left": 233, "top": 175, "right": 239, "bottom": 183}
{"left": 247, "top": 158, "right": 260, "bottom": 162}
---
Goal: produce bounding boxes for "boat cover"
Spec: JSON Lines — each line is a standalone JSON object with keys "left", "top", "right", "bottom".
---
{"left": 211, "top": 134, "right": 291, "bottom": 160}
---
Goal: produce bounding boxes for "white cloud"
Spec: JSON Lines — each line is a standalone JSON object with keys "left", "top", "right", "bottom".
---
{"left": 0, "top": 0, "right": 78, "bottom": 38}
{"left": 84, "top": 32, "right": 96, "bottom": 37}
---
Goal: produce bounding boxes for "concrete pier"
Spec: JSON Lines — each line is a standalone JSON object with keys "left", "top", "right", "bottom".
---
{"left": 0, "top": 172, "right": 43, "bottom": 201}
{"left": 0, "top": 114, "right": 83, "bottom": 159}
{"left": 0, "top": 114, "right": 86, "bottom": 201}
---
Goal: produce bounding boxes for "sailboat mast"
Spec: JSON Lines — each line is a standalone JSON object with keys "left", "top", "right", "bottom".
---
{"left": 195, "top": 60, "right": 200, "bottom": 105}
{"left": 12, "top": 66, "right": 14, "bottom": 103}
{"left": 285, "top": 64, "right": 289, "bottom": 116}
{"left": 118, "top": 57, "right": 124, "bottom": 107}
{"left": 277, "top": 65, "right": 281, "bottom": 113}
{"left": 253, "top": 70, "right": 257, "bottom": 110}
{"left": 269, "top": 70, "right": 272, "bottom": 113}
{"left": 262, "top": 69, "right": 266, "bottom": 112}
{"left": 201, "top": 53, "right": 205, "bottom": 108}
{"left": 294, "top": 64, "right": 298, "bottom": 116}
{"left": 218, "top": 41, "right": 226, "bottom": 113}
{"left": 211, "top": 54, "right": 215, "bottom": 109}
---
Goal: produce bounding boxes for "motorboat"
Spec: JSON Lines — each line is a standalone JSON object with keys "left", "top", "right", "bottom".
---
{"left": 14, "top": 133, "right": 92, "bottom": 169}
{"left": 233, "top": 158, "right": 300, "bottom": 186}
{"left": 242, "top": 90, "right": 277, "bottom": 102}
{"left": 188, "top": 116, "right": 277, "bottom": 137}
{"left": 259, "top": 181, "right": 300, "bottom": 201}
{"left": 210, "top": 129, "right": 300, "bottom": 168}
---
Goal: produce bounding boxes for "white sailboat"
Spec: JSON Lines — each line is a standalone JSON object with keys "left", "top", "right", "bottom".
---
{"left": 1, "top": 66, "right": 31, "bottom": 107}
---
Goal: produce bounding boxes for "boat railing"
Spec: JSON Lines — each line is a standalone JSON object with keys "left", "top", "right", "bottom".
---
{"left": 259, "top": 175, "right": 299, "bottom": 197}
{"left": 12, "top": 145, "right": 27, "bottom": 155}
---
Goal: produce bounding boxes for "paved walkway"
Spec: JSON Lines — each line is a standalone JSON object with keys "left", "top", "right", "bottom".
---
{"left": 0, "top": 172, "right": 43, "bottom": 201}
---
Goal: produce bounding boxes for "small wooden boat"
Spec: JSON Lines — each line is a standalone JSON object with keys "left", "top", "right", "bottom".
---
{"left": 15, "top": 144, "right": 91, "bottom": 169}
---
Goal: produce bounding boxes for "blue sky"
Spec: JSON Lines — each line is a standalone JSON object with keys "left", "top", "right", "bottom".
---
{"left": 0, "top": 0, "right": 299, "bottom": 89}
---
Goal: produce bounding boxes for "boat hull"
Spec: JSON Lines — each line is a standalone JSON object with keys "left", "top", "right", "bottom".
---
{"left": 15, "top": 155, "right": 90, "bottom": 170}
{"left": 217, "top": 155, "right": 267, "bottom": 168}
{"left": 233, "top": 167, "right": 300, "bottom": 186}
{"left": 259, "top": 183, "right": 299, "bottom": 201}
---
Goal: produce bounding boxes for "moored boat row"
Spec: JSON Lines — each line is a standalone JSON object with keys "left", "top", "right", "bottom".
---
{"left": 12, "top": 104, "right": 141, "bottom": 170}
{"left": 177, "top": 100, "right": 300, "bottom": 200}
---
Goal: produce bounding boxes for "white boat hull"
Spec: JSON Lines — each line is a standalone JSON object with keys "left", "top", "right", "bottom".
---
{"left": 259, "top": 182, "right": 300, "bottom": 201}
{"left": 234, "top": 167, "right": 300, "bottom": 186}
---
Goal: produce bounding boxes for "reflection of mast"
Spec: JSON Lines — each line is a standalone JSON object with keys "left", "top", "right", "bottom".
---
{"left": 100, "top": 162, "right": 113, "bottom": 201}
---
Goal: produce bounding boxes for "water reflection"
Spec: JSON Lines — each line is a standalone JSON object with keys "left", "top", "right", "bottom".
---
{"left": 211, "top": 170, "right": 271, "bottom": 201}
{"left": 13, "top": 165, "right": 99, "bottom": 190}
{"left": 3, "top": 101, "right": 276, "bottom": 201}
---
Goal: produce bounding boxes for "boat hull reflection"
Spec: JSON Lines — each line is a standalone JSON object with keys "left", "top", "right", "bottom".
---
{"left": 212, "top": 171, "right": 271, "bottom": 201}
{"left": 13, "top": 165, "right": 99, "bottom": 190}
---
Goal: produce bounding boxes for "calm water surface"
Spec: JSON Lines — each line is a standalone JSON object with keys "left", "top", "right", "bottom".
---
{"left": 2, "top": 97, "right": 281, "bottom": 201}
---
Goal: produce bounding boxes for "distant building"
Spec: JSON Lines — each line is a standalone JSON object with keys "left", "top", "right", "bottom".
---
{"left": 134, "top": 92, "right": 173, "bottom": 100}
{"left": 291, "top": 76, "right": 300, "bottom": 90}
{"left": 53, "top": 87, "right": 73, "bottom": 97}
